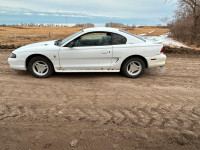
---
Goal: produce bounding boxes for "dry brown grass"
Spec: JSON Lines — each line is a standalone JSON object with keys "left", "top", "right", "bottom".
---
{"left": 0, "top": 26, "right": 169, "bottom": 48}
{"left": 0, "top": 26, "right": 84, "bottom": 48}
{"left": 125, "top": 26, "right": 169, "bottom": 36}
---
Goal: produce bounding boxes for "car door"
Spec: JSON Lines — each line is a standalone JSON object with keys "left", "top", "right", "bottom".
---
{"left": 59, "top": 32, "right": 112, "bottom": 70}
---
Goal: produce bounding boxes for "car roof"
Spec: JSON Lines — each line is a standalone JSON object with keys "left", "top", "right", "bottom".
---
{"left": 83, "top": 27, "right": 121, "bottom": 33}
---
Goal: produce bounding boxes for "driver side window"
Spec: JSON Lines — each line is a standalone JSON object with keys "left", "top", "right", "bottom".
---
{"left": 73, "top": 32, "right": 111, "bottom": 47}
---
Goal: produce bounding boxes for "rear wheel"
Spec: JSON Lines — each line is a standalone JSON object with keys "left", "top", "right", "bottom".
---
{"left": 28, "top": 56, "right": 54, "bottom": 78}
{"left": 121, "top": 57, "right": 145, "bottom": 78}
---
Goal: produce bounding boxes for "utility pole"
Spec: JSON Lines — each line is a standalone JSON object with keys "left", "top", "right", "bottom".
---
{"left": 66, "top": 16, "right": 68, "bottom": 33}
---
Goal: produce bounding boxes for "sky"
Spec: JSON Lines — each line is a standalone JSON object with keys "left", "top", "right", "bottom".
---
{"left": 0, "top": 0, "right": 178, "bottom": 26}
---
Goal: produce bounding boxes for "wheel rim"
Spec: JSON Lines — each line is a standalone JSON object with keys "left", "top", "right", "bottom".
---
{"left": 32, "top": 61, "right": 49, "bottom": 76}
{"left": 127, "top": 61, "right": 142, "bottom": 76}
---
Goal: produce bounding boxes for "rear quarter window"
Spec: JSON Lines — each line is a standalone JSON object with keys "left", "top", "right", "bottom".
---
{"left": 112, "top": 33, "right": 127, "bottom": 45}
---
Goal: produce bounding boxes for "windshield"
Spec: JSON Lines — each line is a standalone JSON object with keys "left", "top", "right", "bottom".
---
{"left": 119, "top": 29, "right": 146, "bottom": 42}
{"left": 59, "top": 30, "right": 83, "bottom": 46}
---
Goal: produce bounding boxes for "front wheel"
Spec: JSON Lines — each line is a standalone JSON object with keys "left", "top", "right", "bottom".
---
{"left": 28, "top": 56, "right": 54, "bottom": 78}
{"left": 121, "top": 57, "right": 145, "bottom": 78}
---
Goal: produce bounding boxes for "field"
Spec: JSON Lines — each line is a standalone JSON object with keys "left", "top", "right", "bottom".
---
{"left": 0, "top": 26, "right": 83, "bottom": 48}
{"left": 126, "top": 26, "right": 169, "bottom": 36}
{"left": 0, "top": 26, "right": 169, "bottom": 48}
{"left": 0, "top": 48, "right": 200, "bottom": 149}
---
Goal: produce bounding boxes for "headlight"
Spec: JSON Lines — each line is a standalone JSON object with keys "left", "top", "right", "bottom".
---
{"left": 10, "top": 53, "right": 16, "bottom": 58}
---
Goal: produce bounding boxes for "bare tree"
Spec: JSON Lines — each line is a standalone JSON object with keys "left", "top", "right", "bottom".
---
{"left": 181, "top": 0, "right": 200, "bottom": 44}
{"left": 167, "top": 0, "right": 200, "bottom": 46}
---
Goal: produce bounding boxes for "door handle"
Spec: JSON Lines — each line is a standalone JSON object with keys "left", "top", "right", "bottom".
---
{"left": 101, "top": 51, "right": 110, "bottom": 54}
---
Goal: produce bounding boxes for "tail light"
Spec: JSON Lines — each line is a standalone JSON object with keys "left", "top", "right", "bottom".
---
{"left": 160, "top": 47, "right": 164, "bottom": 54}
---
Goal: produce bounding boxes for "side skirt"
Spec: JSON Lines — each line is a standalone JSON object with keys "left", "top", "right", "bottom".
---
{"left": 55, "top": 69, "right": 120, "bottom": 73}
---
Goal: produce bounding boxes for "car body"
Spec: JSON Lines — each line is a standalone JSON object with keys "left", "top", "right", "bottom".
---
{"left": 8, "top": 27, "right": 166, "bottom": 78}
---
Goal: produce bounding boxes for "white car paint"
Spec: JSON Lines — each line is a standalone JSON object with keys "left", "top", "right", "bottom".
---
{"left": 8, "top": 27, "right": 166, "bottom": 73}
{"left": 59, "top": 45, "right": 113, "bottom": 70}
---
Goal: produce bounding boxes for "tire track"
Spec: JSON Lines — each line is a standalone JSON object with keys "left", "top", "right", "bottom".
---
{"left": 0, "top": 103, "right": 200, "bottom": 132}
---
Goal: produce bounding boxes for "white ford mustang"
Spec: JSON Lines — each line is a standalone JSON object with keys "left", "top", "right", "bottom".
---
{"left": 8, "top": 27, "right": 166, "bottom": 78}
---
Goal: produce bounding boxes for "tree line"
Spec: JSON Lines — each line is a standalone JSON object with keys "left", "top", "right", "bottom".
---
{"left": 167, "top": 0, "right": 200, "bottom": 46}
{"left": 0, "top": 23, "right": 95, "bottom": 27}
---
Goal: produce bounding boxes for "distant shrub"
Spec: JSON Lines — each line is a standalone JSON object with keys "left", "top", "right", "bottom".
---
{"left": 105, "top": 22, "right": 126, "bottom": 28}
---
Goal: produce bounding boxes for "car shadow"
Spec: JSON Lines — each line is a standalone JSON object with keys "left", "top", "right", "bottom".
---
{"left": 53, "top": 72, "right": 122, "bottom": 79}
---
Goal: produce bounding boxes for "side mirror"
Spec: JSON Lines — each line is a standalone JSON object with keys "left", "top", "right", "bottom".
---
{"left": 68, "top": 42, "right": 75, "bottom": 48}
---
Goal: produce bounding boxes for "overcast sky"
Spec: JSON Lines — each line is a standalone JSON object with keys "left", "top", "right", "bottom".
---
{"left": 0, "top": 0, "right": 177, "bottom": 26}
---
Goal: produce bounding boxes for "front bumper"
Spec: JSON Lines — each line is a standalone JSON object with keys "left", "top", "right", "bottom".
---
{"left": 145, "top": 54, "right": 166, "bottom": 68}
{"left": 8, "top": 57, "right": 26, "bottom": 70}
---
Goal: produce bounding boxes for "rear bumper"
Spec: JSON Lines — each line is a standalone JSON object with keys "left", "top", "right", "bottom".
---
{"left": 8, "top": 58, "right": 26, "bottom": 70}
{"left": 145, "top": 54, "right": 166, "bottom": 68}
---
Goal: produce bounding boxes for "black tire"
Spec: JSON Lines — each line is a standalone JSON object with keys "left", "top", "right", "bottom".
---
{"left": 28, "top": 56, "right": 54, "bottom": 78}
{"left": 121, "top": 57, "right": 145, "bottom": 78}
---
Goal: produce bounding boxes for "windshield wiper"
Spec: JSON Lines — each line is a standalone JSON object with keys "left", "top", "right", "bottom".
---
{"left": 54, "top": 39, "right": 62, "bottom": 46}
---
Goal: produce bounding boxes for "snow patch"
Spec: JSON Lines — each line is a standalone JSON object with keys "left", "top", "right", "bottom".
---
{"left": 142, "top": 33, "right": 188, "bottom": 47}
{"left": 139, "top": 30, "right": 155, "bottom": 36}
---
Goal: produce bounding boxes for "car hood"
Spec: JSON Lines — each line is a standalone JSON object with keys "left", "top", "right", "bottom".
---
{"left": 13, "top": 40, "right": 58, "bottom": 53}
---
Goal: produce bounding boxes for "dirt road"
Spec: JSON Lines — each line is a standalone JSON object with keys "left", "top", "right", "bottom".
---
{"left": 0, "top": 50, "right": 200, "bottom": 150}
